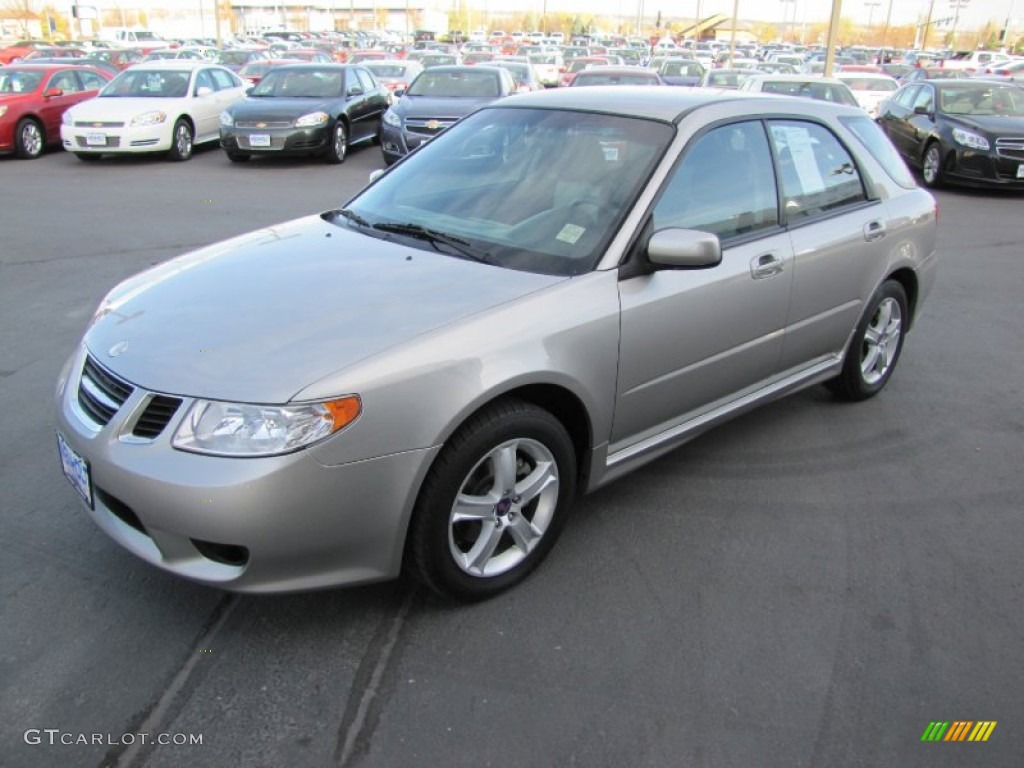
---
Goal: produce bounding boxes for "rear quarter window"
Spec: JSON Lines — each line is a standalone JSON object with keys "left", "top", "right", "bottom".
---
{"left": 841, "top": 115, "right": 918, "bottom": 189}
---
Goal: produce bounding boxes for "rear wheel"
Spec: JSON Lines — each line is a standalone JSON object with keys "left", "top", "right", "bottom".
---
{"left": 167, "top": 119, "right": 193, "bottom": 161}
{"left": 408, "top": 398, "right": 576, "bottom": 601}
{"left": 828, "top": 280, "right": 908, "bottom": 401}
{"left": 14, "top": 118, "right": 44, "bottom": 159}
{"left": 324, "top": 121, "right": 347, "bottom": 164}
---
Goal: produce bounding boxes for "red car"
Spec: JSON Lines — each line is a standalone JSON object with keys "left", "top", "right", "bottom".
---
{"left": 0, "top": 64, "right": 112, "bottom": 158}
{"left": 0, "top": 40, "right": 56, "bottom": 64}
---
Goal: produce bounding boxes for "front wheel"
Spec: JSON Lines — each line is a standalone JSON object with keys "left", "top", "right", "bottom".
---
{"left": 168, "top": 119, "right": 193, "bottom": 161}
{"left": 324, "top": 121, "right": 347, "bottom": 164}
{"left": 828, "top": 280, "right": 908, "bottom": 401}
{"left": 407, "top": 398, "right": 577, "bottom": 601}
{"left": 921, "top": 142, "right": 944, "bottom": 189}
{"left": 14, "top": 118, "right": 44, "bottom": 159}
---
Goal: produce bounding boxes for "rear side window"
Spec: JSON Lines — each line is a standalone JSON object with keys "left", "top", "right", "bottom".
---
{"left": 841, "top": 115, "right": 917, "bottom": 189}
{"left": 768, "top": 120, "right": 868, "bottom": 220}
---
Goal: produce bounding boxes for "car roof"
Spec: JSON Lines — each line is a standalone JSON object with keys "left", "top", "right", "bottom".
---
{"left": 745, "top": 73, "right": 847, "bottom": 84}
{"left": 126, "top": 60, "right": 211, "bottom": 71}
{"left": 494, "top": 85, "right": 845, "bottom": 123}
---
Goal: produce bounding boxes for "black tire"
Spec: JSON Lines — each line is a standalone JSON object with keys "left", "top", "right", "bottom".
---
{"left": 828, "top": 280, "right": 908, "bottom": 401}
{"left": 74, "top": 153, "right": 102, "bottom": 162}
{"left": 226, "top": 151, "right": 251, "bottom": 163}
{"left": 920, "top": 141, "right": 944, "bottom": 189}
{"left": 168, "top": 119, "right": 193, "bottom": 161}
{"left": 324, "top": 121, "right": 348, "bottom": 164}
{"left": 14, "top": 118, "right": 44, "bottom": 159}
{"left": 408, "top": 398, "right": 577, "bottom": 601}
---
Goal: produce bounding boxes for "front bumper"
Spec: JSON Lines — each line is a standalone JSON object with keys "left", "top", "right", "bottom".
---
{"left": 220, "top": 123, "right": 331, "bottom": 155}
{"left": 54, "top": 345, "right": 438, "bottom": 593}
{"left": 942, "top": 144, "right": 1024, "bottom": 188}
{"left": 61, "top": 120, "right": 172, "bottom": 154}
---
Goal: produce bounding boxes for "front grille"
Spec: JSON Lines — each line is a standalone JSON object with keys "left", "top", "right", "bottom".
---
{"left": 238, "top": 135, "right": 286, "bottom": 150}
{"left": 405, "top": 117, "right": 458, "bottom": 136}
{"left": 132, "top": 395, "right": 182, "bottom": 439}
{"left": 235, "top": 120, "right": 291, "bottom": 129}
{"left": 75, "top": 121, "right": 124, "bottom": 127}
{"left": 78, "top": 356, "right": 133, "bottom": 426}
{"left": 995, "top": 137, "right": 1024, "bottom": 161}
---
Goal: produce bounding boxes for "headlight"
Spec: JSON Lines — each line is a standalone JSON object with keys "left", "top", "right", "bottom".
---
{"left": 952, "top": 128, "right": 990, "bottom": 151}
{"left": 0, "top": 105, "right": 8, "bottom": 118}
{"left": 129, "top": 111, "right": 167, "bottom": 127}
{"left": 220, "top": 110, "right": 233, "bottom": 127}
{"left": 172, "top": 396, "right": 361, "bottom": 457}
{"left": 62, "top": 109, "right": 73, "bottom": 125}
{"left": 294, "top": 111, "right": 328, "bottom": 128}
{"left": 383, "top": 109, "right": 401, "bottom": 127}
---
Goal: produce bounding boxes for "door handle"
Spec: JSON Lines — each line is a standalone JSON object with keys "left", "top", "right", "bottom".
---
{"left": 750, "top": 252, "right": 784, "bottom": 279}
{"left": 863, "top": 220, "right": 887, "bottom": 242}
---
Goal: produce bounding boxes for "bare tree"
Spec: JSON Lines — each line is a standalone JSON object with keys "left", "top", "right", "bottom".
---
{"left": 1, "top": 0, "right": 40, "bottom": 38}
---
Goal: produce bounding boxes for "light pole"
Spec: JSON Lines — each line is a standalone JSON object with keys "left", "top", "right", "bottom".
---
{"left": 948, "top": 0, "right": 969, "bottom": 49}
{"left": 780, "top": 0, "right": 795, "bottom": 41}
{"left": 865, "top": 0, "right": 880, "bottom": 45}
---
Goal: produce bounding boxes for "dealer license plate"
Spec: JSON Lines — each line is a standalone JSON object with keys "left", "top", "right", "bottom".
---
{"left": 1017, "top": 164, "right": 1024, "bottom": 179}
{"left": 57, "top": 431, "right": 93, "bottom": 508}
{"left": 86, "top": 133, "right": 106, "bottom": 146}
{"left": 249, "top": 133, "right": 271, "bottom": 147}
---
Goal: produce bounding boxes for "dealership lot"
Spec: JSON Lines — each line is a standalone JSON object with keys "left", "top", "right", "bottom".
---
{"left": 2, "top": 145, "right": 1023, "bottom": 767}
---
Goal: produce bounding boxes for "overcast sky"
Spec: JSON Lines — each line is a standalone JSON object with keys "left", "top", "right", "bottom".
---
{"left": 505, "top": 0, "right": 1021, "bottom": 30}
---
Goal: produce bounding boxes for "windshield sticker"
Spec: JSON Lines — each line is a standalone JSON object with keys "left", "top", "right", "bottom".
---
{"left": 556, "top": 223, "right": 586, "bottom": 244}
{"left": 773, "top": 125, "right": 825, "bottom": 195}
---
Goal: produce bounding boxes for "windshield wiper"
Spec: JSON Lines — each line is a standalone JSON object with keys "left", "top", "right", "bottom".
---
{"left": 370, "top": 221, "right": 493, "bottom": 264}
{"left": 330, "top": 208, "right": 372, "bottom": 229}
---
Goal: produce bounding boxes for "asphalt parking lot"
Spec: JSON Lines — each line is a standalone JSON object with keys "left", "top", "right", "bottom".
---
{"left": 2, "top": 142, "right": 1023, "bottom": 768}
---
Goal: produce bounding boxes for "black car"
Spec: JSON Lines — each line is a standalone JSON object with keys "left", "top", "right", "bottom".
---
{"left": 219, "top": 63, "right": 389, "bottom": 163}
{"left": 877, "top": 79, "right": 1024, "bottom": 189}
{"left": 379, "top": 65, "right": 516, "bottom": 165}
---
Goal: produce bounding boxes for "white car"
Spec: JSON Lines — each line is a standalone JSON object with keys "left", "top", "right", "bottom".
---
{"left": 60, "top": 61, "right": 247, "bottom": 161}
{"left": 738, "top": 74, "right": 861, "bottom": 109}
{"left": 836, "top": 73, "right": 900, "bottom": 117}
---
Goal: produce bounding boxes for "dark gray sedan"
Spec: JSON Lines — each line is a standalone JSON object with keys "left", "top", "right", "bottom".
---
{"left": 56, "top": 88, "right": 937, "bottom": 601}
{"left": 379, "top": 64, "right": 516, "bottom": 165}
{"left": 219, "top": 63, "right": 389, "bottom": 163}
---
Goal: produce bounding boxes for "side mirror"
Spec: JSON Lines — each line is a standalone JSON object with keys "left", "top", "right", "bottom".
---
{"left": 393, "top": 88, "right": 406, "bottom": 98}
{"left": 348, "top": 85, "right": 364, "bottom": 97}
{"left": 913, "top": 104, "right": 932, "bottom": 116}
{"left": 646, "top": 228, "right": 722, "bottom": 269}
{"left": 43, "top": 87, "right": 64, "bottom": 98}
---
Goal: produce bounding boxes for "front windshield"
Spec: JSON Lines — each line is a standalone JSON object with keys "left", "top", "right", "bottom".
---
{"left": 100, "top": 69, "right": 191, "bottom": 97}
{"left": 218, "top": 51, "right": 254, "bottom": 65}
{"left": 842, "top": 77, "right": 897, "bottom": 92}
{"left": 251, "top": 68, "right": 342, "bottom": 97}
{"left": 342, "top": 107, "right": 673, "bottom": 276}
{"left": 407, "top": 69, "right": 498, "bottom": 97}
{"left": 940, "top": 84, "right": 1024, "bottom": 116}
{"left": 366, "top": 64, "right": 408, "bottom": 78}
{"left": 0, "top": 69, "right": 44, "bottom": 93}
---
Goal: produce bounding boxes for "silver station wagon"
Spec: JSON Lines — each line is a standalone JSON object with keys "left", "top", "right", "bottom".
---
{"left": 56, "top": 88, "right": 938, "bottom": 600}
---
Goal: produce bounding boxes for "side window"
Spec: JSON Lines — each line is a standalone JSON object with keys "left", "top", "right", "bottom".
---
{"left": 651, "top": 121, "right": 779, "bottom": 240}
{"left": 356, "top": 68, "right": 377, "bottom": 92}
{"left": 894, "top": 84, "right": 920, "bottom": 108}
{"left": 194, "top": 69, "right": 215, "bottom": 94}
{"left": 48, "top": 71, "right": 81, "bottom": 93}
{"left": 768, "top": 120, "right": 868, "bottom": 221}
{"left": 911, "top": 85, "right": 934, "bottom": 112}
{"left": 210, "top": 68, "right": 237, "bottom": 91}
{"left": 78, "top": 70, "right": 108, "bottom": 91}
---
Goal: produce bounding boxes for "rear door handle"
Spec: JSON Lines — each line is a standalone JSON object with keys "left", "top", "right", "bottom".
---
{"left": 864, "top": 220, "right": 887, "bottom": 242}
{"left": 750, "top": 252, "right": 784, "bottom": 279}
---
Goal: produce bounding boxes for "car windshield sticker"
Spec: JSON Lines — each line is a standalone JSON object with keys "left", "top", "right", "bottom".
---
{"left": 556, "top": 223, "right": 586, "bottom": 244}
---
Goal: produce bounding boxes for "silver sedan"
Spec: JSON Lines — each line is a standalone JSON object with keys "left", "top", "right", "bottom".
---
{"left": 56, "top": 88, "right": 938, "bottom": 600}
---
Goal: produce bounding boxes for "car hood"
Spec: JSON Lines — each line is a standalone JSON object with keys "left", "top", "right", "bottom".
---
{"left": 68, "top": 95, "right": 185, "bottom": 120}
{"left": 228, "top": 96, "right": 338, "bottom": 119}
{"left": 84, "top": 214, "right": 564, "bottom": 403}
{"left": 394, "top": 93, "right": 495, "bottom": 118}
{"left": 946, "top": 113, "right": 1024, "bottom": 135}
{"left": 0, "top": 92, "right": 39, "bottom": 108}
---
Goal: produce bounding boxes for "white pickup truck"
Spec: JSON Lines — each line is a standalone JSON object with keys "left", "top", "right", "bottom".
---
{"left": 97, "top": 27, "right": 169, "bottom": 52}
{"left": 939, "top": 50, "right": 1013, "bottom": 73}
